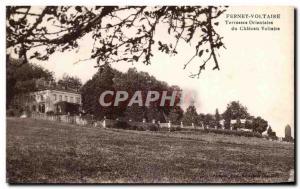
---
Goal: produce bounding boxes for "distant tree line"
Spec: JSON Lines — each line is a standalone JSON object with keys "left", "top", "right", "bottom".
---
{"left": 182, "top": 101, "right": 272, "bottom": 135}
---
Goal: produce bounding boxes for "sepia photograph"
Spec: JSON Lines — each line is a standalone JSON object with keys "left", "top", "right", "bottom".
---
{"left": 5, "top": 5, "right": 295, "bottom": 184}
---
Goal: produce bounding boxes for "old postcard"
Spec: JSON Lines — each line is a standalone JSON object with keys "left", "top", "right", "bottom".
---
{"left": 6, "top": 6, "right": 295, "bottom": 184}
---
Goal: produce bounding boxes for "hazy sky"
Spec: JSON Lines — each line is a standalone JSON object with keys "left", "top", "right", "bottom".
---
{"left": 32, "top": 6, "right": 294, "bottom": 137}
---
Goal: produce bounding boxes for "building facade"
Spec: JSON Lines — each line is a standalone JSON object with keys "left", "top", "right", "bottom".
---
{"left": 13, "top": 89, "right": 82, "bottom": 115}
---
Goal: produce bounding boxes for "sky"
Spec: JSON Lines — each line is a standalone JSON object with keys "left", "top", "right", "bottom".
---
{"left": 30, "top": 6, "right": 294, "bottom": 137}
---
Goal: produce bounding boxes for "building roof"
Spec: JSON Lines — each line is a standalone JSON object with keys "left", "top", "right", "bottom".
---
{"left": 34, "top": 88, "right": 81, "bottom": 94}
{"left": 35, "top": 78, "right": 80, "bottom": 94}
{"left": 50, "top": 88, "right": 80, "bottom": 94}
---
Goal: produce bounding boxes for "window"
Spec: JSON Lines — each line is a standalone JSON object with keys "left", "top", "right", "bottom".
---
{"left": 76, "top": 97, "right": 80, "bottom": 104}
{"left": 70, "top": 97, "right": 74, "bottom": 103}
{"left": 32, "top": 105, "right": 36, "bottom": 111}
{"left": 40, "top": 95, "right": 44, "bottom": 101}
{"left": 59, "top": 95, "right": 62, "bottom": 101}
{"left": 53, "top": 94, "right": 57, "bottom": 101}
{"left": 65, "top": 96, "right": 68, "bottom": 102}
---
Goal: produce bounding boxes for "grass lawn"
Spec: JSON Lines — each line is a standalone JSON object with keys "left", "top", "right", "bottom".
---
{"left": 6, "top": 118, "right": 294, "bottom": 184}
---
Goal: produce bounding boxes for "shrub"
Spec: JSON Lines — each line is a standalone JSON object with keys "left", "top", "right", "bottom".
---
{"left": 112, "top": 121, "right": 131, "bottom": 130}
{"left": 136, "top": 125, "right": 146, "bottom": 131}
{"left": 205, "top": 128, "right": 262, "bottom": 138}
{"left": 170, "top": 126, "right": 182, "bottom": 132}
{"left": 6, "top": 108, "right": 22, "bottom": 117}
{"left": 7, "top": 109, "right": 15, "bottom": 117}
{"left": 46, "top": 111, "right": 55, "bottom": 116}
{"left": 147, "top": 123, "right": 159, "bottom": 131}
{"left": 129, "top": 124, "right": 138, "bottom": 130}
{"left": 109, "top": 120, "right": 159, "bottom": 132}
{"left": 158, "top": 126, "right": 182, "bottom": 132}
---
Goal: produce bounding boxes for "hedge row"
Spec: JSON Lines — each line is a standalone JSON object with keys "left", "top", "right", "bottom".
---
{"left": 204, "top": 128, "right": 262, "bottom": 138}
{"left": 107, "top": 120, "right": 182, "bottom": 132}
{"left": 106, "top": 120, "right": 261, "bottom": 137}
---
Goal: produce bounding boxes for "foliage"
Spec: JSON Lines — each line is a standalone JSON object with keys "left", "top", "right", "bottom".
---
{"left": 244, "top": 116, "right": 255, "bottom": 130}
{"left": 231, "top": 118, "right": 241, "bottom": 130}
{"left": 80, "top": 64, "right": 117, "bottom": 119}
{"left": 6, "top": 108, "right": 23, "bottom": 117}
{"left": 6, "top": 58, "right": 53, "bottom": 108}
{"left": 202, "top": 114, "right": 212, "bottom": 128}
{"left": 112, "top": 120, "right": 132, "bottom": 130}
{"left": 57, "top": 73, "right": 82, "bottom": 91}
{"left": 80, "top": 66, "right": 183, "bottom": 121}
{"left": 205, "top": 128, "right": 263, "bottom": 138}
{"left": 222, "top": 101, "right": 249, "bottom": 121}
{"left": 214, "top": 108, "right": 222, "bottom": 128}
{"left": 267, "top": 126, "right": 277, "bottom": 140}
{"left": 7, "top": 6, "right": 227, "bottom": 77}
{"left": 198, "top": 113, "right": 205, "bottom": 125}
{"left": 215, "top": 108, "right": 220, "bottom": 121}
{"left": 182, "top": 105, "right": 199, "bottom": 126}
{"left": 168, "top": 106, "right": 184, "bottom": 124}
{"left": 110, "top": 120, "right": 159, "bottom": 131}
{"left": 220, "top": 102, "right": 269, "bottom": 134}
{"left": 252, "top": 116, "right": 268, "bottom": 134}
{"left": 123, "top": 104, "right": 146, "bottom": 122}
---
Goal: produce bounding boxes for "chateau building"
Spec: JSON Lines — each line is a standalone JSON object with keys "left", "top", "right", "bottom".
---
{"left": 12, "top": 78, "right": 82, "bottom": 115}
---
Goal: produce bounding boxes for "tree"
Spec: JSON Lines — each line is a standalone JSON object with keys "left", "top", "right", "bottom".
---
{"left": 80, "top": 65, "right": 117, "bottom": 119}
{"left": 233, "top": 118, "right": 241, "bottom": 130}
{"left": 168, "top": 106, "right": 184, "bottom": 125}
{"left": 198, "top": 113, "right": 206, "bottom": 127}
{"left": 267, "top": 126, "right": 273, "bottom": 136}
{"left": 222, "top": 101, "right": 250, "bottom": 130}
{"left": 222, "top": 101, "right": 249, "bottom": 120}
{"left": 6, "top": 58, "right": 53, "bottom": 108}
{"left": 245, "top": 116, "right": 255, "bottom": 130}
{"left": 57, "top": 74, "right": 82, "bottom": 91}
{"left": 224, "top": 119, "right": 231, "bottom": 130}
{"left": 267, "top": 126, "right": 277, "bottom": 140}
{"left": 214, "top": 108, "right": 221, "bottom": 128}
{"left": 7, "top": 6, "right": 227, "bottom": 77}
{"left": 182, "top": 105, "right": 198, "bottom": 126}
{"left": 114, "top": 68, "right": 160, "bottom": 121}
{"left": 252, "top": 116, "right": 268, "bottom": 134}
{"left": 203, "top": 114, "right": 214, "bottom": 128}
{"left": 124, "top": 104, "right": 147, "bottom": 122}
{"left": 80, "top": 65, "right": 183, "bottom": 121}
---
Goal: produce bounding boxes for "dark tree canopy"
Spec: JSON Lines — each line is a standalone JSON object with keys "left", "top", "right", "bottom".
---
{"left": 57, "top": 74, "right": 82, "bottom": 91}
{"left": 203, "top": 113, "right": 214, "bottom": 128}
{"left": 253, "top": 116, "right": 268, "bottom": 134}
{"left": 6, "top": 58, "right": 54, "bottom": 107}
{"left": 167, "top": 106, "right": 184, "bottom": 124}
{"left": 7, "top": 6, "right": 227, "bottom": 78}
{"left": 80, "top": 65, "right": 183, "bottom": 120}
{"left": 214, "top": 108, "right": 222, "bottom": 128}
{"left": 222, "top": 101, "right": 249, "bottom": 120}
{"left": 182, "top": 105, "right": 199, "bottom": 125}
{"left": 80, "top": 64, "right": 116, "bottom": 119}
